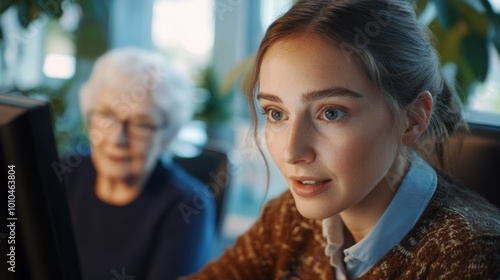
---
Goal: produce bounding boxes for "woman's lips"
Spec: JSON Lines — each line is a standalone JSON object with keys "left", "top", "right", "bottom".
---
{"left": 107, "top": 154, "right": 130, "bottom": 162}
{"left": 290, "top": 177, "right": 331, "bottom": 197}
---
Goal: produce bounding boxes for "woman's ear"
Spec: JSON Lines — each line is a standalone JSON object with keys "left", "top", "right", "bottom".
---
{"left": 402, "top": 91, "right": 433, "bottom": 146}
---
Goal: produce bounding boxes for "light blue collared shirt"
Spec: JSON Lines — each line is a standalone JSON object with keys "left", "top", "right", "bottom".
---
{"left": 323, "top": 154, "right": 437, "bottom": 280}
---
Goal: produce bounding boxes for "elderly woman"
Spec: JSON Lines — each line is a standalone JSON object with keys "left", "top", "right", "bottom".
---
{"left": 63, "top": 47, "right": 215, "bottom": 280}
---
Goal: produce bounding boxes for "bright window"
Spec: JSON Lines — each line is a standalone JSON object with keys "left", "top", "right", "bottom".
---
{"left": 468, "top": 44, "right": 500, "bottom": 117}
{"left": 152, "top": 0, "right": 215, "bottom": 74}
{"left": 260, "top": 0, "right": 292, "bottom": 32}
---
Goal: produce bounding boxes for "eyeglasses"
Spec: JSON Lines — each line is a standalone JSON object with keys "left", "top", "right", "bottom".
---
{"left": 88, "top": 111, "right": 167, "bottom": 141}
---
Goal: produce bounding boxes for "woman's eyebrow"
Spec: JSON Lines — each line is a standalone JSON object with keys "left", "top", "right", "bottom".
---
{"left": 257, "top": 93, "right": 283, "bottom": 103}
{"left": 131, "top": 114, "right": 157, "bottom": 121}
{"left": 258, "top": 87, "right": 362, "bottom": 103}
{"left": 133, "top": 114, "right": 153, "bottom": 118}
{"left": 301, "top": 87, "right": 362, "bottom": 102}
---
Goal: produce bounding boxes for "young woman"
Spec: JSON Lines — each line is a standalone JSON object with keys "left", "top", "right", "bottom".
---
{"left": 184, "top": 0, "right": 500, "bottom": 279}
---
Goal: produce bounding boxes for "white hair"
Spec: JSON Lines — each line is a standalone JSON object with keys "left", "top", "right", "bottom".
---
{"left": 79, "top": 47, "right": 195, "bottom": 138}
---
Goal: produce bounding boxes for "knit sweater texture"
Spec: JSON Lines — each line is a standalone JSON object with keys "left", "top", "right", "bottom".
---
{"left": 184, "top": 171, "right": 500, "bottom": 279}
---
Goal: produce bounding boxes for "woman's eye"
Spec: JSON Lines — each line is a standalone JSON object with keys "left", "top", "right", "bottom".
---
{"left": 321, "top": 107, "right": 346, "bottom": 121}
{"left": 136, "top": 121, "right": 154, "bottom": 129}
{"left": 268, "top": 109, "right": 284, "bottom": 121}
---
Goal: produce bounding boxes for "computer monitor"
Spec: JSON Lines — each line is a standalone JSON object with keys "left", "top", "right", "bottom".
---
{"left": 0, "top": 93, "right": 81, "bottom": 280}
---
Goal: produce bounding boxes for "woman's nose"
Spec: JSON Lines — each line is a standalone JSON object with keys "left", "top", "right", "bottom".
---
{"left": 282, "top": 118, "right": 315, "bottom": 164}
{"left": 108, "top": 121, "right": 129, "bottom": 146}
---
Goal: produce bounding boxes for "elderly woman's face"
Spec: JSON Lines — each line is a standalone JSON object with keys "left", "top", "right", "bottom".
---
{"left": 88, "top": 88, "right": 168, "bottom": 183}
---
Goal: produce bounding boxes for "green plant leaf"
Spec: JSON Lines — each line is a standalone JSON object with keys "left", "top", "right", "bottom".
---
{"left": 427, "top": 0, "right": 496, "bottom": 105}
{"left": 415, "top": 0, "right": 430, "bottom": 16}
{"left": 456, "top": 65, "right": 474, "bottom": 103}
{"left": 219, "top": 53, "right": 255, "bottom": 97}
{"left": 430, "top": 18, "right": 465, "bottom": 63}
{"left": 458, "top": 2, "right": 489, "bottom": 36}
{"left": 432, "top": 0, "right": 461, "bottom": 30}
{"left": 17, "top": 1, "right": 40, "bottom": 28}
{"left": 36, "top": 0, "right": 63, "bottom": 18}
{"left": 492, "top": 15, "right": 500, "bottom": 55}
{"left": 0, "top": 0, "right": 15, "bottom": 15}
{"left": 461, "top": 34, "right": 488, "bottom": 82}
{"left": 476, "top": 0, "right": 500, "bottom": 65}
{"left": 195, "top": 67, "right": 234, "bottom": 124}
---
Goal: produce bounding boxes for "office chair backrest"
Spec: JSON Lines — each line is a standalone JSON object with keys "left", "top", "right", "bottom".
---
{"left": 173, "top": 145, "right": 230, "bottom": 232}
{"left": 442, "top": 122, "right": 500, "bottom": 208}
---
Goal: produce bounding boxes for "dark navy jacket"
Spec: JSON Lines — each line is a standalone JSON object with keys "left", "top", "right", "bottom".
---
{"left": 63, "top": 155, "right": 216, "bottom": 280}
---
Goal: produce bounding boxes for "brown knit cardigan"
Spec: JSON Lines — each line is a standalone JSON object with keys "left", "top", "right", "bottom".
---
{"left": 183, "top": 172, "right": 500, "bottom": 280}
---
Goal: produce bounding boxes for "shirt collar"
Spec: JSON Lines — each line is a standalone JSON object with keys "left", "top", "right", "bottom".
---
{"left": 322, "top": 153, "right": 437, "bottom": 279}
{"left": 323, "top": 215, "right": 348, "bottom": 280}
